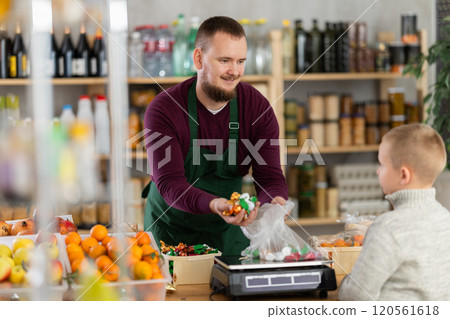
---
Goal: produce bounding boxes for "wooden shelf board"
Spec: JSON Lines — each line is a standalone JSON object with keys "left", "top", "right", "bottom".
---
{"left": 286, "top": 217, "right": 339, "bottom": 226}
{"left": 283, "top": 72, "right": 406, "bottom": 81}
{"left": 128, "top": 75, "right": 271, "bottom": 85}
{"left": 287, "top": 144, "right": 379, "bottom": 154}
{"left": 0, "top": 78, "right": 107, "bottom": 86}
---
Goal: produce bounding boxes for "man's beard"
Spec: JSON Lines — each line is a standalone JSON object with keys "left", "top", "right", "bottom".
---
{"left": 201, "top": 77, "right": 237, "bottom": 102}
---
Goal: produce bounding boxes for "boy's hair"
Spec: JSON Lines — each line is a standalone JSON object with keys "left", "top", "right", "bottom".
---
{"left": 382, "top": 123, "right": 447, "bottom": 185}
{"left": 195, "top": 16, "right": 245, "bottom": 52}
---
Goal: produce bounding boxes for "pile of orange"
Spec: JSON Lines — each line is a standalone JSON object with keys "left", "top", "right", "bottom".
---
{"left": 65, "top": 225, "right": 164, "bottom": 282}
{"left": 320, "top": 235, "right": 364, "bottom": 248}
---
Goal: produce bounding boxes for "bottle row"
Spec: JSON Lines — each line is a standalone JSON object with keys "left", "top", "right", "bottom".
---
{"left": 0, "top": 22, "right": 107, "bottom": 79}
{"left": 128, "top": 15, "right": 274, "bottom": 78}
{"left": 281, "top": 13, "right": 420, "bottom": 74}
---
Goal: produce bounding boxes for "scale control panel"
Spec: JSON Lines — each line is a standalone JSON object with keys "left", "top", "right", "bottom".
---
{"left": 242, "top": 271, "right": 321, "bottom": 293}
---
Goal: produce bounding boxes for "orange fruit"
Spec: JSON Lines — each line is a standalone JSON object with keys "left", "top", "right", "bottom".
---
{"left": 108, "top": 247, "right": 123, "bottom": 261}
{"left": 135, "top": 231, "right": 150, "bottom": 246}
{"left": 95, "top": 255, "right": 113, "bottom": 270}
{"left": 353, "top": 235, "right": 364, "bottom": 244}
{"left": 89, "top": 244, "right": 107, "bottom": 259}
{"left": 101, "top": 263, "right": 120, "bottom": 282}
{"left": 101, "top": 236, "right": 113, "bottom": 246}
{"left": 81, "top": 237, "right": 99, "bottom": 254}
{"left": 65, "top": 232, "right": 82, "bottom": 246}
{"left": 133, "top": 261, "right": 152, "bottom": 280}
{"left": 90, "top": 224, "right": 108, "bottom": 242}
{"left": 141, "top": 244, "right": 159, "bottom": 264}
{"left": 130, "top": 245, "right": 143, "bottom": 260}
{"left": 125, "top": 254, "right": 140, "bottom": 268}
{"left": 333, "top": 239, "right": 348, "bottom": 247}
{"left": 71, "top": 258, "right": 89, "bottom": 273}
{"left": 106, "top": 237, "right": 123, "bottom": 252}
{"left": 66, "top": 243, "right": 83, "bottom": 255}
{"left": 68, "top": 250, "right": 85, "bottom": 263}
{"left": 320, "top": 242, "right": 333, "bottom": 247}
{"left": 125, "top": 236, "right": 138, "bottom": 247}
{"left": 150, "top": 264, "right": 163, "bottom": 278}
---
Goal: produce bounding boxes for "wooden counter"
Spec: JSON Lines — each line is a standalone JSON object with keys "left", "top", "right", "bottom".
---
{"left": 165, "top": 275, "right": 344, "bottom": 301}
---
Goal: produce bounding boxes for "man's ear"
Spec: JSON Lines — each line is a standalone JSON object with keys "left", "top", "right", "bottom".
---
{"left": 193, "top": 48, "right": 202, "bottom": 70}
{"left": 400, "top": 166, "right": 412, "bottom": 185}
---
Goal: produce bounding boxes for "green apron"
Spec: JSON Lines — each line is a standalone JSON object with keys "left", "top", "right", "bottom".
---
{"left": 142, "top": 80, "right": 249, "bottom": 255}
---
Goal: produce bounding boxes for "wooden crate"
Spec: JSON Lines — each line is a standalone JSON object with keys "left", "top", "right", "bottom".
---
{"left": 318, "top": 246, "right": 362, "bottom": 276}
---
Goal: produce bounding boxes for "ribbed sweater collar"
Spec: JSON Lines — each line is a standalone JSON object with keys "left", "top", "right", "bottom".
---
{"left": 385, "top": 188, "right": 436, "bottom": 209}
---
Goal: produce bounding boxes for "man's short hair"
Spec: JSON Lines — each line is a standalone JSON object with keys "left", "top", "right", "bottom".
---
{"left": 382, "top": 123, "right": 447, "bottom": 185}
{"left": 195, "top": 16, "right": 245, "bottom": 52}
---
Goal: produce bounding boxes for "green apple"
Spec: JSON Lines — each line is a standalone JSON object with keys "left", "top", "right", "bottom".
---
{"left": 9, "top": 265, "right": 26, "bottom": 285}
{"left": 38, "top": 242, "right": 59, "bottom": 260}
{"left": 0, "top": 257, "right": 12, "bottom": 282}
{"left": 0, "top": 244, "right": 12, "bottom": 258}
{"left": 13, "top": 247, "right": 32, "bottom": 267}
{"left": 12, "top": 238, "right": 35, "bottom": 254}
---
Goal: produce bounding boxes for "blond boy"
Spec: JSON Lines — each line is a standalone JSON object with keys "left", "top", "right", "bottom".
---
{"left": 339, "top": 123, "right": 450, "bottom": 300}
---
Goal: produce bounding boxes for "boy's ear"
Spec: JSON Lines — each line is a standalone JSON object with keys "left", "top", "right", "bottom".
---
{"left": 193, "top": 48, "right": 202, "bottom": 70}
{"left": 400, "top": 166, "right": 412, "bottom": 185}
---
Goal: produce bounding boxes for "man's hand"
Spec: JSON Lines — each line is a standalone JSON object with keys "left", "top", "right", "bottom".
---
{"left": 271, "top": 196, "right": 291, "bottom": 220}
{"left": 210, "top": 197, "right": 260, "bottom": 226}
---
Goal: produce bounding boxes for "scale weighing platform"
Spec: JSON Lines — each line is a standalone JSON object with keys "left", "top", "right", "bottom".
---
{"left": 210, "top": 256, "right": 337, "bottom": 299}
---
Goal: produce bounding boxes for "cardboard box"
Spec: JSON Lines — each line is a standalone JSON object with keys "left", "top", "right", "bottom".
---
{"left": 318, "top": 246, "right": 362, "bottom": 276}
{"left": 166, "top": 252, "right": 221, "bottom": 286}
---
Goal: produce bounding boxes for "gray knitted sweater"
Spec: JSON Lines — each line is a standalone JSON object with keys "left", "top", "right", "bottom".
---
{"left": 338, "top": 188, "right": 450, "bottom": 300}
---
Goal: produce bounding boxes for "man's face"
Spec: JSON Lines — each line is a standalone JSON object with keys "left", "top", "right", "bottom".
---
{"left": 198, "top": 32, "right": 247, "bottom": 102}
{"left": 377, "top": 141, "right": 402, "bottom": 195}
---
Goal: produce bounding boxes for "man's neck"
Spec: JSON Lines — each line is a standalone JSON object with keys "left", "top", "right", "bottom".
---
{"left": 195, "top": 81, "right": 230, "bottom": 111}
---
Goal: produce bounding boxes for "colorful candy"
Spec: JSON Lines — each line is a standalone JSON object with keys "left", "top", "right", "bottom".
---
{"left": 222, "top": 192, "right": 258, "bottom": 220}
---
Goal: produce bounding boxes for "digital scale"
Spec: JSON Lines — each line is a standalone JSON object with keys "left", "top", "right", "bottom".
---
{"left": 210, "top": 256, "right": 337, "bottom": 299}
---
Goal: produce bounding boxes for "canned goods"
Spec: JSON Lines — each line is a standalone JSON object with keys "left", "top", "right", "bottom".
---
{"left": 325, "top": 121, "right": 339, "bottom": 147}
{"left": 340, "top": 94, "right": 354, "bottom": 116}
{"left": 378, "top": 100, "right": 390, "bottom": 124}
{"left": 310, "top": 121, "right": 325, "bottom": 147}
{"left": 365, "top": 101, "right": 378, "bottom": 124}
{"left": 388, "top": 87, "right": 405, "bottom": 126}
{"left": 324, "top": 94, "right": 340, "bottom": 120}
{"left": 308, "top": 94, "right": 325, "bottom": 121}
{"left": 352, "top": 114, "right": 366, "bottom": 145}
{"left": 339, "top": 115, "right": 352, "bottom": 146}
{"left": 297, "top": 124, "right": 310, "bottom": 147}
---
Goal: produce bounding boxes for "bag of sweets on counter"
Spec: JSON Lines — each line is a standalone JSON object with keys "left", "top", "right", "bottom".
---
{"left": 240, "top": 200, "right": 321, "bottom": 261}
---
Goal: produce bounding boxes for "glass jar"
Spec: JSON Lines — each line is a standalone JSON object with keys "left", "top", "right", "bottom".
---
{"left": 339, "top": 115, "right": 352, "bottom": 146}
{"left": 365, "top": 100, "right": 378, "bottom": 124}
{"left": 340, "top": 94, "right": 353, "bottom": 116}
{"left": 352, "top": 114, "right": 365, "bottom": 145}
{"left": 378, "top": 100, "right": 390, "bottom": 124}
{"left": 388, "top": 87, "right": 405, "bottom": 127}
{"left": 310, "top": 121, "right": 325, "bottom": 147}
{"left": 325, "top": 120, "right": 339, "bottom": 147}
{"left": 308, "top": 94, "right": 325, "bottom": 121}
{"left": 324, "top": 94, "right": 339, "bottom": 120}
{"left": 366, "top": 124, "right": 379, "bottom": 145}
{"left": 297, "top": 124, "right": 310, "bottom": 147}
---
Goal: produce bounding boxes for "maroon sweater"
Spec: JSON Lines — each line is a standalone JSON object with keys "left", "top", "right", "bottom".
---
{"left": 144, "top": 77, "right": 288, "bottom": 214}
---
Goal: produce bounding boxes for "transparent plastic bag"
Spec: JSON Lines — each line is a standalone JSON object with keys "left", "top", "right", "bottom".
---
{"left": 337, "top": 212, "right": 375, "bottom": 233}
{"left": 241, "top": 201, "right": 321, "bottom": 261}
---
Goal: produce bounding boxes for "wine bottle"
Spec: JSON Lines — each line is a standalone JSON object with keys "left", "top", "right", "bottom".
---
{"left": 59, "top": 26, "right": 74, "bottom": 77}
{"left": 73, "top": 23, "right": 90, "bottom": 77}
{"left": 10, "top": 23, "right": 27, "bottom": 78}
{"left": 308, "top": 19, "right": 323, "bottom": 73}
{"left": 47, "top": 28, "right": 60, "bottom": 77}
{"left": 323, "top": 22, "right": 336, "bottom": 73}
{"left": 0, "top": 24, "right": 11, "bottom": 78}
{"left": 295, "top": 20, "right": 308, "bottom": 73}
{"left": 90, "top": 23, "right": 107, "bottom": 77}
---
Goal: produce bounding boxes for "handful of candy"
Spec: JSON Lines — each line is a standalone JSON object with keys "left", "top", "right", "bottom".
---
{"left": 222, "top": 192, "right": 258, "bottom": 220}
